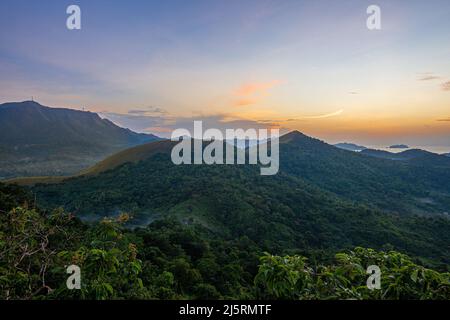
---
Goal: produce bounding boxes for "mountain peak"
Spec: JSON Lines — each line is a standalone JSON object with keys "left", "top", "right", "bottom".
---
{"left": 286, "top": 130, "right": 305, "bottom": 136}
{"left": 279, "top": 130, "right": 308, "bottom": 143}
{"left": 21, "top": 100, "right": 42, "bottom": 105}
{"left": 1, "top": 100, "right": 42, "bottom": 109}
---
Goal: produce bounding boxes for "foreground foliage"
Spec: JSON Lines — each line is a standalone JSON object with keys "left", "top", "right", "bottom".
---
{"left": 1, "top": 183, "right": 449, "bottom": 299}
{"left": 255, "top": 248, "right": 450, "bottom": 299}
{"left": 1, "top": 201, "right": 449, "bottom": 299}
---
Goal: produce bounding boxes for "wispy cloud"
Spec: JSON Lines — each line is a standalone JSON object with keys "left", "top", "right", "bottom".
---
{"left": 127, "top": 106, "right": 167, "bottom": 115}
{"left": 235, "top": 80, "right": 281, "bottom": 96}
{"left": 441, "top": 81, "right": 450, "bottom": 91}
{"left": 302, "top": 109, "right": 344, "bottom": 119}
{"left": 99, "top": 106, "right": 170, "bottom": 132}
{"left": 99, "top": 112, "right": 168, "bottom": 133}
{"left": 233, "top": 80, "right": 282, "bottom": 107}
{"left": 417, "top": 73, "right": 449, "bottom": 91}
{"left": 100, "top": 110, "right": 285, "bottom": 138}
{"left": 418, "top": 73, "right": 441, "bottom": 81}
{"left": 256, "top": 109, "right": 344, "bottom": 124}
{"left": 234, "top": 98, "right": 260, "bottom": 107}
{"left": 285, "top": 109, "right": 344, "bottom": 120}
{"left": 437, "top": 118, "right": 450, "bottom": 122}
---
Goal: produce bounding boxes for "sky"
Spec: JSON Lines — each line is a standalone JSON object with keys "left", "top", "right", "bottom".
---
{"left": 1, "top": 0, "right": 450, "bottom": 147}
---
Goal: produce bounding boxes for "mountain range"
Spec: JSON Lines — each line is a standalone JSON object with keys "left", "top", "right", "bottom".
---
{"left": 0, "top": 101, "right": 160, "bottom": 179}
{"left": 25, "top": 131, "right": 450, "bottom": 268}
{"left": 2, "top": 102, "right": 450, "bottom": 268}
{"left": 360, "top": 148, "right": 450, "bottom": 164}
{"left": 389, "top": 144, "right": 409, "bottom": 149}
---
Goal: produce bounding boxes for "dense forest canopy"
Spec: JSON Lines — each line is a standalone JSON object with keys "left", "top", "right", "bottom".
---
{"left": 0, "top": 183, "right": 449, "bottom": 300}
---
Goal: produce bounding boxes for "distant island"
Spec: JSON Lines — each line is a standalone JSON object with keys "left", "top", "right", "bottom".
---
{"left": 389, "top": 144, "right": 409, "bottom": 149}
{"left": 334, "top": 142, "right": 367, "bottom": 152}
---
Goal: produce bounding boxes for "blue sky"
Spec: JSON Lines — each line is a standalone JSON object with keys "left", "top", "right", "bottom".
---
{"left": 1, "top": 0, "right": 450, "bottom": 146}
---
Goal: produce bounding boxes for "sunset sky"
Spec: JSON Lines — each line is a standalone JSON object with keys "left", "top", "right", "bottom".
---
{"left": 1, "top": 0, "right": 450, "bottom": 147}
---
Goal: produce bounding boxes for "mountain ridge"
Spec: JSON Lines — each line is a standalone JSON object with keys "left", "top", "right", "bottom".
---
{"left": 0, "top": 101, "right": 161, "bottom": 178}
{"left": 9, "top": 131, "right": 450, "bottom": 215}
{"left": 30, "top": 132, "right": 450, "bottom": 267}
{"left": 28, "top": 129, "right": 450, "bottom": 214}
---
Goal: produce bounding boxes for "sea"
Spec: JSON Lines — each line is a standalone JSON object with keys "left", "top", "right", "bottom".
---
{"left": 367, "top": 145, "right": 450, "bottom": 154}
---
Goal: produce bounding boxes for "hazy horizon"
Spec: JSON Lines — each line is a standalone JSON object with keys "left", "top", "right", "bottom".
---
{"left": 1, "top": 99, "right": 450, "bottom": 154}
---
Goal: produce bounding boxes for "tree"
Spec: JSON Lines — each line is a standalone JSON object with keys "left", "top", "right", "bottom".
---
{"left": 254, "top": 247, "right": 450, "bottom": 300}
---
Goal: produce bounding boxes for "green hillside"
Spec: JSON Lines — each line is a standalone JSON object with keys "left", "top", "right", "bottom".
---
{"left": 278, "top": 132, "right": 450, "bottom": 214}
{"left": 30, "top": 132, "right": 450, "bottom": 269}
{"left": 0, "top": 101, "right": 160, "bottom": 179}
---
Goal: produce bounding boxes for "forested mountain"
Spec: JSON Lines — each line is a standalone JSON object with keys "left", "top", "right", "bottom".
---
{"left": 29, "top": 131, "right": 450, "bottom": 215}
{"left": 0, "top": 101, "right": 160, "bottom": 179}
{"left": 360, "top": 149, "right": 409, "bottom": 160}
{"left": 361, "top": 148, "right": 449, "bottom": 162}
{"left": 29, "top": 131, "right": 450, "bottom": 269}
{"left": 278, "top": 132, "right": 450, "bottom": 214}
